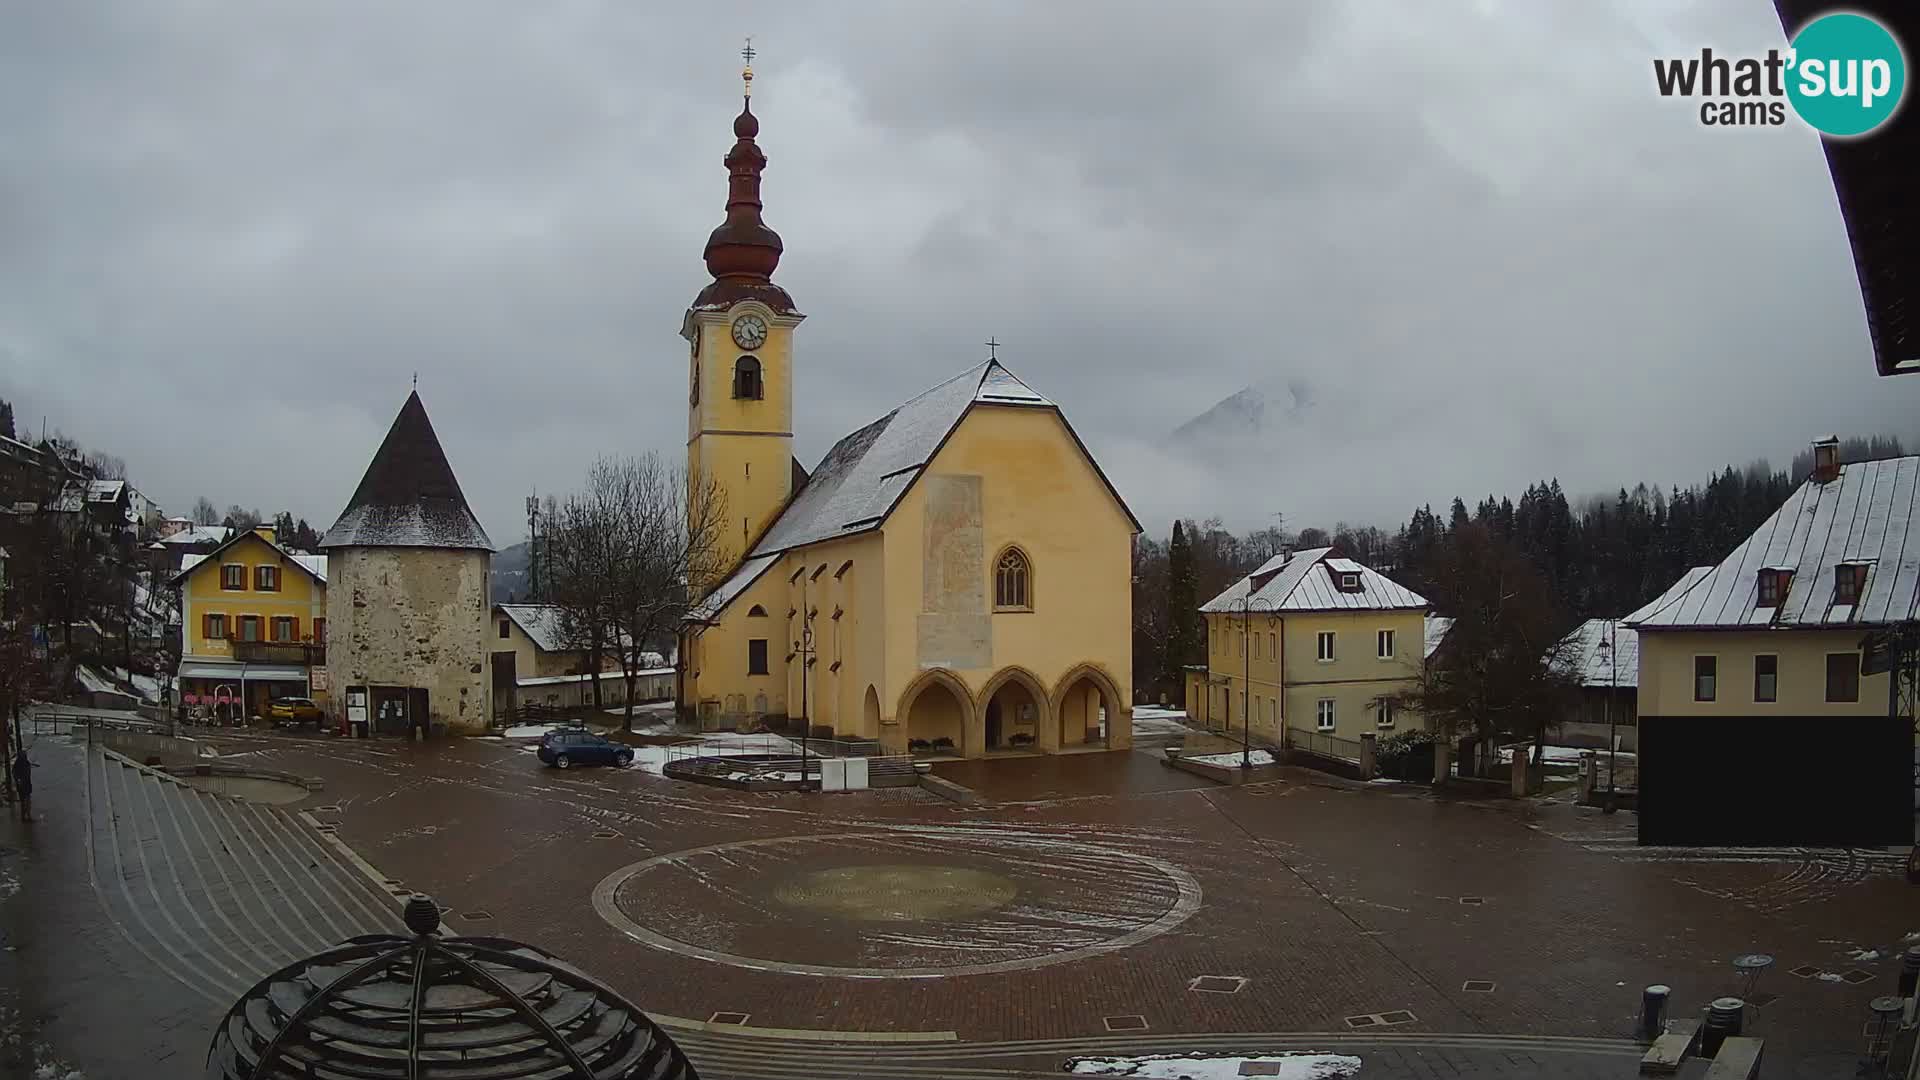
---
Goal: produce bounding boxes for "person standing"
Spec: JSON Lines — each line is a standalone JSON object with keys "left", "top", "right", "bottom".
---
{"left": 12, "top": 750, "right": 35, "bottom": 823}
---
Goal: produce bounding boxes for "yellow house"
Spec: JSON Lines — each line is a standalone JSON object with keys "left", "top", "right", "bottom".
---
{"left": 1187, "top": 548, "right": 1428, "bottom": 751}
{"left": 174, "top": 526, "right": 328, "bottom": 719}
{"left": 1625, "top": 439, "right": 1918, "bottom": 844}
{"left": 676, "top": 72, "right": 1139, "bottom": 757}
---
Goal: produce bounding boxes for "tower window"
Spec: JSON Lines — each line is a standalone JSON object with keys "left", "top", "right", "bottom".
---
{"left": 733, "top": 356, "right": 763, "bottom": 400}
{"left": 994, "top": 547, "right": 1031, "bottom": 610}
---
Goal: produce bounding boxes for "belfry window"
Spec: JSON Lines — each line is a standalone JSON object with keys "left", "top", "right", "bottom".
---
{"left": 733, "top": 356, "right": 763, "bottom": 400}
{"left": 994, "top": 547, "right": 1032, "bottom": 610}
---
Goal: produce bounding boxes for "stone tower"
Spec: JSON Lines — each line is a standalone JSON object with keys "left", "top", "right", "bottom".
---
{"left": 683, "top": 50, "right": 806, "bottom": 564}
{"left": 320, "top": 391, "right": 494, "bottom": 735}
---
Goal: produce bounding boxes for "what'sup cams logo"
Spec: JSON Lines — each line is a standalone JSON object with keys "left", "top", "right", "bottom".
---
{"left": 1654, "top": 11, "right": 1907, "bottom": 135}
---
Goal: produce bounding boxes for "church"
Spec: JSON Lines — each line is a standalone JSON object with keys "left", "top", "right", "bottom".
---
{"left": 676, "top": 55, "right": 1139, "bottom": 758}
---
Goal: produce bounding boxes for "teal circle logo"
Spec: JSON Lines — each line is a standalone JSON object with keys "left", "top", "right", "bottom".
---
{"left": 1786, "top": 12, "right": 1906, "bottom": 136}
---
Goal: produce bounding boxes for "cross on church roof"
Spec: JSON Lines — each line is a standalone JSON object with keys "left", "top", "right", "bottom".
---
{"left": 741, "top": 37, "right": 755, "bottom": 97}
{"left": 985, "top": 337, "right": 1001, "bottom": 360}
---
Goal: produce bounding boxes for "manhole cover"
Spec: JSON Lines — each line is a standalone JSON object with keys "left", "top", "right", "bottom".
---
{"left": 1378, "top": 1010, "right": 1416, "bottom": 1024}
{"left": 773, "top": 864, "right": 1017, "bottom": 922}
{"left": 1841, "top": 969, "right": 1874, "bottom": 985}
{"left": 460, "top": 911, "right": 494, "bottom": 921}
{"left": 1103, "top": 1015, "right": 1148, "bottom": 1032}
{"left": 708, "top": 1011, "right": 750, "bottom": 1025}
{"left": 1462, "top": 980, "right": 1497, "bottom": 993}
{"left": 1789, "top": 964, "right": 1824, "bottom": 979}
{"left": 1189, "top": 975, "right": 1247, "bottom": 994}
{"left": 1343, "top": 1015, "right": 1379, "bottom": 1029}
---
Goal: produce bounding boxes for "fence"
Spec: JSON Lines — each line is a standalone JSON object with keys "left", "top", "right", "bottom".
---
{"left": 655, "top": 734, "right": 916, "bottom": 789}
{"left": 1286, "top": 726, "right": 1363, "bottom": 764}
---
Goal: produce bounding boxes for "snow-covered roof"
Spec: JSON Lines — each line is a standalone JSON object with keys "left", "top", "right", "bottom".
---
{"left": 1552, "top": 618, "right": 1638, "bottom": 688}
{"left": 161, "top": 525, "right": 232, "bottom": 546}
{"left": 1424, "top": 615, "right": 1454, "bottom": 658}
{"left": 320, "top": 391, "right": 493, "bottom": 551}
{"left": 173, "top": 532, "right": 328, "bottom": 585}
{"left": 1626, "top": 455, "right": 1920, "bottom": 629}
{"left": 1201, "top": 547, "right": 1428, "bottom": 613}
{"left": 1622, "top": 566, "right": 1713, "bottom": 624}
{"left": 495, "top": 603, "right": 638, "bottom": 654}
{"left": 75, "top": 664, "right": 131, "bottom": 697}
{"left": 748, "top": 360, "right": 1062, "bottom": 556}
{"left": 688, "top": 553, "right": 779, "bottom": 623}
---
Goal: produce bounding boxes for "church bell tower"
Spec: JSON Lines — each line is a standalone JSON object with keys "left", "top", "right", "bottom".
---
{"left": 683, "top": 40, "right": 804, "bottom": 561}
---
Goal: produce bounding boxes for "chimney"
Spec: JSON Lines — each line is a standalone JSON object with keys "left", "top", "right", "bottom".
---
{"left": 254, "top": 525, "right": 277, "bottom": 545}
{"left": 1811, "top": 436, "right": 1841, "bottom": 484}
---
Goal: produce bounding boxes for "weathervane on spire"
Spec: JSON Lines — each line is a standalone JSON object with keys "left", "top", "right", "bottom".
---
{"left": 741, "top": 37, "right": 755, "bottom": 98}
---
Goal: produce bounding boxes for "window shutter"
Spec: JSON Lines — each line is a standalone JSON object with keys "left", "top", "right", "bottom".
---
{"left": 202, "top": 613, "right": 211, "bottom": 639}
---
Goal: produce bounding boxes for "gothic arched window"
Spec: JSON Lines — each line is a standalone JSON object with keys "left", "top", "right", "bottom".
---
{"left": 733, "top": 356, "right": 763, "bottom": 400}
{"left": 747, "top": 604, "right": 767, "bottom": 617}
{"left": 994, "top": 546, "right": 1032, "bottom": 611}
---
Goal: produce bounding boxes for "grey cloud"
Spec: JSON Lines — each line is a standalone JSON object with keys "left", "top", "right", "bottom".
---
{"left": 2, "top": 0, "right": 1914, "bottom": 548}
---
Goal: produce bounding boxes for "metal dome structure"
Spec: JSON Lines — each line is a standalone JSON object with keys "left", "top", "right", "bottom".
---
{"left": 206, "top": 896, "right": 698, "bottom": 1079}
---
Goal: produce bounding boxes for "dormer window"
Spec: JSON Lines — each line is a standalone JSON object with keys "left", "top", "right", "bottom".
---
{"left": 1834, "top": 563, "right": 1869, "bottom": 605}
{"left": 733, "top": 356, "right": 763, "bottom": 400}
{"left": 1338, "top": 572, "right": 1361, "bottom": 592}
{"left": 1756, "top": 567, "right": 1792, "bottom": 607}
{"left": 1325, "top": 557, "right": 1366, "bottom": 593}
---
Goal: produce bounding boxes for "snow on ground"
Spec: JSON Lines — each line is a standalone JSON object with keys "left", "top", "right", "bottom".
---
{"left": 1849, "top": 948, "right": 1881, "bottom": 962}
{"left": 1130, "top": 707, "right": 1190, "bottom": 737}
{"left": 1068, "top": 1051, "right": 1362, "bottom": 1078}
{"left": 1495, "top": 745, "right": 1622, "bottom": 766}
{"left": 631, "top": 731, "right": 803, "bottom": 776}
{"left": 1184, "top": 749, "right": 1277, "bottom": 767}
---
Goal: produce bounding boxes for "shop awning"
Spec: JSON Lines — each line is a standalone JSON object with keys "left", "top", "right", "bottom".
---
{"left": 178, "top": 661, "right": 311, "bottom": 682}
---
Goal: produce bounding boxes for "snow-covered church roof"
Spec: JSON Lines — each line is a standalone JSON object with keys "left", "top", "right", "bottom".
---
{"left": 687, "top": 359, "right": 1137, "bottom": 623}
{"left": 320, "top": 391, "right": 493, "bottom": 551}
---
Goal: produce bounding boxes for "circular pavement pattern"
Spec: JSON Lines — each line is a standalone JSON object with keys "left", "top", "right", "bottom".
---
{"left": 592, "top": 825, "right": 1202, "bottom": 978}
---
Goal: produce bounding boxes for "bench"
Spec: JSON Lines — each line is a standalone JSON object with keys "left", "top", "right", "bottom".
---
{"left": 1641, "top": 1019, "right": 1700, "bottom": 1074}
{"left": 1701, "top": 1036, "right": 1762, "bottom": 1079}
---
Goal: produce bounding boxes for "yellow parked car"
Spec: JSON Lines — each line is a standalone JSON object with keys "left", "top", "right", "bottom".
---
{"left": 267, "top": 697, "right": 325, "bottom": 727}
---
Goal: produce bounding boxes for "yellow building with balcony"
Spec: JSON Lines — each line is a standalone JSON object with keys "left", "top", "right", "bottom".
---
{"left": 174, "top": 526, "right": 328, "bottom": 720}
{"left": 1187, "top": 548, "right": 1429, "bottom": 753}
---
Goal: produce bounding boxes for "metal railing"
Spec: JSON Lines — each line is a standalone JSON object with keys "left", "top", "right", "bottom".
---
{"left": 1286, "top": 726, "right": 1363, "bottom": 764}
{"left": 27, "top": 706, "right": 167, "bottom": 738}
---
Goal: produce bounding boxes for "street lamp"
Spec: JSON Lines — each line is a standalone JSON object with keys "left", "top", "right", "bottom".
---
{"left": 1600, "top": 621, "right": 1618, "bottom": 814}
{"left": 792, "top": 572, "right": 816, "bottom": 790}
{"left": 1232, "top": 595, "right": 1279, "bottom": 770}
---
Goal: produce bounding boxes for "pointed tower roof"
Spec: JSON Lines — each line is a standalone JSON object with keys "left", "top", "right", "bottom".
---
{"left": 692, "top": 43, "right": 799, "bottom": 316}
{"left": 319, "top": 391, "right": 493, "bottom": 551}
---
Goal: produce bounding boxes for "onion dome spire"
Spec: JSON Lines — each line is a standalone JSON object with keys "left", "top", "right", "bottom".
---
{"left": 703, "top": 37, "right": 783, "bottom": 282}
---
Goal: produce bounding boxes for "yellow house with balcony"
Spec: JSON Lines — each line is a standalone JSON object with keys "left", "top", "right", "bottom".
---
{"left": 1187, "top": 548, "right": 1428, "bottom": 752}
{"left": 174, "top": 526, "right": 328, "bottom": 720}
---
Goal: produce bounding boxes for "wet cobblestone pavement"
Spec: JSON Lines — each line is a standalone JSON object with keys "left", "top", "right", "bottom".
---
{"left": 1, "top": 724, "right": 1910, "bottom": 1078}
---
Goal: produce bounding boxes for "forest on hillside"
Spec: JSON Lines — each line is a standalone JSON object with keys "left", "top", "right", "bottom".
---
{"left": 1132, "top": 435, "right": 1907, "bottom": 700}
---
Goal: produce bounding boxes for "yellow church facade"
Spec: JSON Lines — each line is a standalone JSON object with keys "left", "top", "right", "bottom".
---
{"left": 676, "top": 68, "right": 1138, "bottom": 757}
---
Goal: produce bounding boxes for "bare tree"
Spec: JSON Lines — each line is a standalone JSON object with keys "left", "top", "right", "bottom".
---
{"left": 190, "top": 497, "right": 220, "bottom": 525}
{"left": 1392, "top": 523, "right": 1580, "bottom": 776}
{"left": 547, "top": 455, "right": 727, "bottom": 731}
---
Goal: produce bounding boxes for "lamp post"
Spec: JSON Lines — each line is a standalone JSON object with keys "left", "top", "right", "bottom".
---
{"left": 1601, "top": 620, "right": 1618, "bottom": 814}
{"left": 793, "top": 573, "right": 815, "bottom": 790}
{"left": 1233, "top": 595, "right": 1278, "bottom": 770}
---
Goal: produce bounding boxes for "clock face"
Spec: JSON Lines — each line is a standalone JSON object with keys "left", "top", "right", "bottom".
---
{"left": 731, "top": 314, "right": 768, "bottom": 350}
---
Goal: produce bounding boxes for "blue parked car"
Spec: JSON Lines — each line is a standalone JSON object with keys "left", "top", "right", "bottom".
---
{"left": 536, "top": 730, "right": 634, "bottom": 770}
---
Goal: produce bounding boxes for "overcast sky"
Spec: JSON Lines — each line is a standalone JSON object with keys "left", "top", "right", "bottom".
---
{"left": 3, "top": 1, "right": 1916, "bottom": 545}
